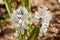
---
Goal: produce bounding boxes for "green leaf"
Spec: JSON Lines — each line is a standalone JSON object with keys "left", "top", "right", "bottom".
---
{"left": 14, "top": 26, "right": 18, "bottom": 31}
{"left": 27, "top": 26, "right": 40, "bottom": 40}
{"left": 27, "top": 23, "right": 31, "bottom": 33}
{"left": 0, "top": 20, "right": 6, "bottom": 27}
{"left": 21, "top": 0, "right": 30, "bottom": 12}
{"left": 3, "top": 0, "right": 12, "bottom": 17}
{"left": 21, "top": 0, "right": 25, "bottom": 6}
{"left": 25, "top": 0, "right": 30, "bottom": 12}
{"left": 5, "top": 13, "right": 10, "bottom": 18}
{"left": 27, "top": 23, "right": 31, "bottom": 27}
{"left": 18, "top": 32, "right": 23, "bottom": 40}
{"left": 28, "top": 18, "right": 30, "bottom": 21}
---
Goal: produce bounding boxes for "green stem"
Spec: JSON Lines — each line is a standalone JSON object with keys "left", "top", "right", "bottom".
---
{"left": 27, "top": 26, "right": 40, "bottom": 40}
{"left": 21, "top": 0, "right": 30, "bottom": 12}
{"left": 18, "top": 32, "right": 23, "bottom": 40}
{"left": 3, "top": 0, "right": 12, "bottom": 17}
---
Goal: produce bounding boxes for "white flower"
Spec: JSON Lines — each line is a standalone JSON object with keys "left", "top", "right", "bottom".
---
{"left": 33, "top": 7, "right": 52, "bottom": 37}
{"left": 10, "top": 6, "right": 30, "bottom": 37}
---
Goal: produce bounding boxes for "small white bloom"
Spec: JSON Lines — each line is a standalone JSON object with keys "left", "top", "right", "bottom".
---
{"left": 33, "top": 7, "right": 52, "bottom": 37}
{"left": 10, "top": 6, "right": 30, "bottom": 37}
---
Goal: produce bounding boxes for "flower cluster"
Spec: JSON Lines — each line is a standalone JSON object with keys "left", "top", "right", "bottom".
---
{"left": 10, "top": 6, "right": 30, "bottom": 37}
{"left": 33, "top": 7, "right": 52, "bottom": 37}
{"left": 10, "top": 6, "right": 52, "bottom": 37}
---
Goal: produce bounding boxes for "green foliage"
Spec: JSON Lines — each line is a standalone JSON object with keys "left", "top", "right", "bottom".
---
{"left": 27, "top": 26, "right": 40, "bottom": 40}
{"left": 24, "top": 23, "right": 31, "bottom": 39}
{"left": 14, "top": 26, "right": 18, "bottom": 31}
{"left": 18, "top": 32, "right": 23, "bottom": 40}
{"left": 27, "top": 23, "right": 31, "bottom": 34}
{"left": 27, "top": 23, "right": 31, "bottom": 28}
{"left": 25, "top": 0, "right": 30, "bottom": 12}
{"left": 0, "top": 20, "right": 6, "bottom": 27}
{"left": 28, "top": 18, "right": 30, "bottom": 21}
{"left": 5, "top": 13, "right": 10, "bottom": 18}
{"left": 21, "top": 0, "right": 25, "bottom": 6}
{"left": 3, "top": 0, "right": 12, "bottom": 17}
{"left": 21, "top": 0, "right": 30, "bottom": 12}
